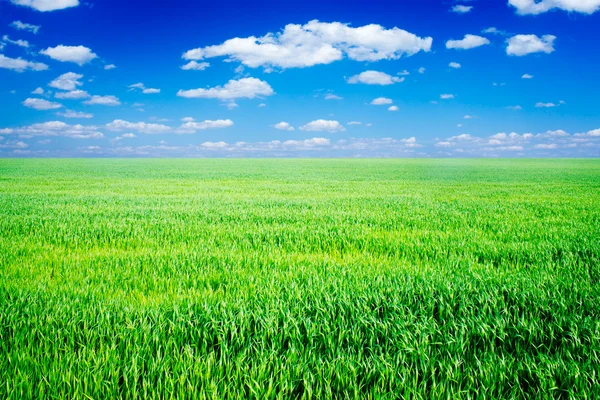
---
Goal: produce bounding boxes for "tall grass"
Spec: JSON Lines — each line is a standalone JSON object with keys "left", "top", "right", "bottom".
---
{"left": 1, "top": 159, "right": 599, "bottom": 398}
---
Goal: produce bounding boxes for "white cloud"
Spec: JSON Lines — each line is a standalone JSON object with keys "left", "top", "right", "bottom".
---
{"left": 10, "top": 0, "right": 79, "bottom": 11}
{"left": 388, "top": 105, "right": 399, "bottom": 111}
{"left": 347, "top": 70, "right": 404, "bottom": 85}
{"left": 40, "top": 45, "right": 97, "bottom": 65}
{"left": 49, "top": 72, "right": 83, "bottom": 91}
{"left": 181, "top": 117, "right": 195, "bottom": 122}
{"left": 83, "top": 95, "right": 121, "bottom": 106}
{"left": 258, "top": 103, "right": 266, "bottom": 108}
{"left": 446, "top": 34, "right": 490, "bottom": 50}
{"left": 440, "top": 94, "right": 455, "bottom": 99}
{"left": 55, "top": 89, "right": 89, "bottom": 99}
{"left": 200, "top": 141, "right": 229, "bottom": 149}
{"left": 182, "top": 20, "right": 432, "bottom": 69}
{"left": 181, "top": 61, "right": 210, "bottom": 71}
{"left": 104, "top": 64, "right": 116, "bottom": 70}
{"left": 449, "top": 62, "right": 461, "bottom": 68}
{"left": 464, "top": 115, "right": 473, "bottom": 119}
{"left": 282, "top": 138, "right": 331, "bottom": 147}
{"left": 436, "top": 141, "right": 453, "bottom": 147}
{"left": 57, "top": 110, "right": 93, "bottom": 118}
{"left": 129, "top": 83, "right": 161, "bottom": 94}
{"left": 398, "top": 70, "right": 410, "bottom": 76}
{"left": 482, "top": 27, "right": 505, "bottom": 35}
{"left": 0, "top": 121, "right": 103, "bottom": 139}
{"left": 23, "top": 98, "right": 62, "bottom": 110}
{"left": 347, "top": 121, "right": 362, "bottom": 125}
{"left": 32, "top": 87, "right": 45, "bottom": 95}
{"left": 10, "top": 20, "right": 40, "bottom": 34}
{"left": 535, "top": 143, "right": 558, "bottom": 149}
{"left": 0, "top": 54, "right": 48, "bottom": 72}
{"left": 522, "top": 73, "right": 534, "bottom": 79}
{"left": 177, "top": 77, "right": 274, "bottom": 99}
{"left": 507, "top": 105, "right": 523, "bottom": 110}
{"left": 451, "top": 5, "right": 473, "bottom": 13}
{"left": 509, "top": 0, "right": 600, "bottom": 15}
{"left": 106, "top": 120, "right": 172, "bottom": 135}
{"left": 299, "top": 119, "right": 345, "bottom": 132}
{"left": 2, "top": 35, "right": 29, "bottom": 48}
{"left": 274, "top": 122, "right": 295, "bottom": 131}
{"left": 325, "top": 93, "right": 343, "bottom": 100}
{"left": 418, "top": 67, "right": 426, "bottom": 74}
{"left": 507, "top": 34, "right": 555, "bottom": 56}
{"left": 371, "top": 97, "right": 393, "bottom": 105}
{"left": 178, "top": 120, "right": 234, "bottom": 132}
{"left": 535, "top": 101, "right": 564, "bottom": 108}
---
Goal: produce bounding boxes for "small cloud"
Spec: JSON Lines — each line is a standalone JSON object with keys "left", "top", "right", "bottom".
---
{"left": 440, "top": 94, "right": 455, "bottom": 99}
{"left": 535, "top": 101, "right": 563, "bottom": 108}
{"left": 507, "top": 105, "right": 522, "bottom": 110}
{"left": 181, "top": 61, "right": 210, "bottom": 71}
{"left": 464, "top": 115, "right": 473, "bottom": 119}
{"left": 535, "top": 143, "right": 558, "bottom": 149}
{"left": 181, "top": 117, "right": 195, "bottom": 122}
{"left": 299, "top": 119, "right": 345, "bottom": 132}
{"left": 451, "top": 5, "right": 473, "bottom": 13}
{"left": 274, "top": 122, "right": 295, "bottom": 131}
{"left": 347, "top": 70, "right": 404, "bottom": 85}
{"left": 57, "top": 110, "right": 93, "bottom": 119}
{"left": 388, "top": 105, "right": 399, "bottom": 111}
{"left": 522, "top": 73, "right": 534, "bottom": 79}
{"left": 449, "top": 62, "right": 461, "bottom": 69}
{"left": 371, "top": 97, "right": 393, "bottom": 105}
{"left": 347, "top": 121, "right": 362, "bottom": 125}
{"left": 507, "top": 34, "right": 555, "bottom": 56}
{"left": 23, "top": 98, "right": 62, "bottom": 110}
{"left": 446, "top": 34, "right": 490, "bottom": 50}
{"left": 83, "top": 95, "right": 121, "bottom": 106}
{"left": 10, "top": 20, "right": 40, "bottom": 34}
{"left": 258, "top": 103, "right": 266, "bottom": 108}
{"left": 40, "top": 45, "right": 97, "bottom": 66}
{"left": 398, "top": 70, "right": 410, "bottom": 76}
{"left": 104, "top": 64, "right": 116, "bottom": 70}
{"left": 418, "top": 67, "right": 426, "bottom": 74}
{"left": 325, "top": 93, "right": 343, "bottom": 100}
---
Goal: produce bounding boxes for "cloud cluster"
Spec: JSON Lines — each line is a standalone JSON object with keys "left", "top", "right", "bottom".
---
{"left": 182, "top": 20, "right": 432, "bottom": 70}
{"left": 177, "top": 78, "right": 274, "bottom": 100}
{"left": 10, "top": 20, "right": 40, "bottom": 34}
{"left": 23, "top": 98, "right": 63, "bottom": 110}
{"left": 129, "top": 83, "right": 161, "bottom": 94}
{"left": 0, "top": 121, "right": 103, "bottom": 139}
{"left": 509, "top": 0, "right": 600, "bottom": 15}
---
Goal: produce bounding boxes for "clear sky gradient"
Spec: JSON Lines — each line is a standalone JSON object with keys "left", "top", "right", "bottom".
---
{"left": 1, "top": 0, "right": 599, "bottom": 157}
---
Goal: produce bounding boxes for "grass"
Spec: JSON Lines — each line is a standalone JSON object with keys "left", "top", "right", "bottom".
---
{"left": 1, "top": 158, "right": 599, "bottom": 399}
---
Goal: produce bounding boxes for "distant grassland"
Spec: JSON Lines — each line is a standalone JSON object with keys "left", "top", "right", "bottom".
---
{"left": 1, "top": 159, "right": 599, "bottom": 399}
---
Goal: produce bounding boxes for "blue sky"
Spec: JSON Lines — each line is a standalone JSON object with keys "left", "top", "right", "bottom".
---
{"left": 1, "top": 0, "right": 599, "bottom": 157}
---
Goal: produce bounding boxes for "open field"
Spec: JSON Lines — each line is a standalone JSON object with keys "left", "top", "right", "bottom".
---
{"left": 1, "top": 159, "right": 599, "bottom": 399}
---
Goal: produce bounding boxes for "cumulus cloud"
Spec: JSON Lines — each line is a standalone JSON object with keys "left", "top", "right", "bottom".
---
{"left": 299, "top": 119, "right": 345, "bottom": 132}
{"left": 449, "top": 62, "right": 461, "bottom": 68}
{"left": 83, "top": 95, "right": 121, "bottom": 106}
{"left": 507, "top": 34, "right": 555, "bottom": 56}
{"left": 10, "top": 0, "right": 79, "bottom": 11}
{"left": 104, "top": 64, "right": 116, "bottom": 70}
{"left": 451, "top": 5, "right": 473, "bottom": 13}
{"left": 32, "top": 87, "right": 45, "bottom": 95}
{"left": 509, "top": 0, "right": 600, "bottom": 15}
{"left": 371, "top": 97, "right": 393, "bottom": 105}
{"left": 177, "top": 78, "right": 274, "bottom": 99}
{"left": 178, "top": 120, "right": 234, "bottom": 132}
{"left": 535, "top": 143, "right": 558, "bottom": 149}
{"left": 40, "top": 45, "right": 97, "bottom": 65}
{"left": 57, "top": 110, "right": 93, "bottom": 119}
{"left": 347, "top": 70, "right": 404, "bottom": 85}
{"left": 23, "top": 98, "right": 62, "bottom": 110}
{"left": 182, "top": 20, "right": 432, "bottom": 70}
{"left": 0, "top": 54, "right": 48, "bottom": 72}
{"left": 49, "top": 72, "right": 83, "bottom": 91}
{"left": 446, "top": 34, "right": 490, "bottom": 50}
{"left": 54, "top": 90, "right": 90, "bottom": 99}
{"left": 181, "top": 61, "right": 210, "bottom": 71}
{"left": 106, "top": 120, "right": 172, "bottom": 134}
{"left": 274, "top": 122, "right": 295, "bottom": 131}
{"left": 0, "top": 121, "right": 103, "bottom": 139}
{"left": 10, "top": 20, "right": 40, "bottom": 34}
{"left": 522, "top": 73, "right": 534, "bottom": 79}
{"left": 388, "top": 105, "right": 399, "bottom": 111}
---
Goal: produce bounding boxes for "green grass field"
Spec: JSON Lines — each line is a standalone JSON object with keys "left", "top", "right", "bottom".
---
{"left": 1, "top": 159, "right": 599, "bottom": 399}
